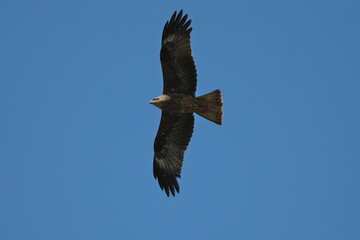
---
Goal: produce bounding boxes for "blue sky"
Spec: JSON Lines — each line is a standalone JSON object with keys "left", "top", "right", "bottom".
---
{"left": 1, "top": 0, "right": 359, "bottom": 239}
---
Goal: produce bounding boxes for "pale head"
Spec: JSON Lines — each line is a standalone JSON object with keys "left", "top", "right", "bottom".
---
{"left": 149, "top": 95, "right": 171, "bottom": 109}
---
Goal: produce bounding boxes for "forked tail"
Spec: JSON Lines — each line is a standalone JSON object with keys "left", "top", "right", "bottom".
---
{"left": 195, "top": 89, "right": 223, "bottom": 125}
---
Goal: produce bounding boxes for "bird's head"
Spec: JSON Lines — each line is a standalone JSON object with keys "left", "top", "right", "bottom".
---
{"left": 149, "top": 95, "right": 170, "bottom": 109}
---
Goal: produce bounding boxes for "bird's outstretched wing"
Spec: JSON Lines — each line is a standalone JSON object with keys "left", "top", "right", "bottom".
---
{"left": 153, "top": 112, "right": 194, "bottom": 196}
{"left": 160, "top": 10, "right": 197, "bottom": 97}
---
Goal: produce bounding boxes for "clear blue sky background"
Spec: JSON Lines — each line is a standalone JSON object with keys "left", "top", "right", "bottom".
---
{"left": 1, "top": 0, "right": 359, "bottom": 239}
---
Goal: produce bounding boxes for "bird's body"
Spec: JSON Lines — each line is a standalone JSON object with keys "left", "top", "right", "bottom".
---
{"left": 151, "top": 90, "right": 223, "bottom": 123}
{"left": 150, "top": 10, "right": 223, "bottom": 197}
{"left": 150, "top": 94, "right": 196, "bottom": 113}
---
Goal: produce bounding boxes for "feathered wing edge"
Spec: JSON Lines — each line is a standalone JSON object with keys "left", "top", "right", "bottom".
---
{"left": 162, "top": 10, "right": 192, "bottom": 42}
{"left": 160, "top": 10, "right": 197, "bottom": 97}
{"left": 153, "top": 161, "right": 181, "bottom": 197}
{"left": 153, "top": 112, "right": 194, "bottom": 197}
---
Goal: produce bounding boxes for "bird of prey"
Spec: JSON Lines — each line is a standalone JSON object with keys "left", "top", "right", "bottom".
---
{"left": 150, "top": 10, "right": 223, "bottom": 197}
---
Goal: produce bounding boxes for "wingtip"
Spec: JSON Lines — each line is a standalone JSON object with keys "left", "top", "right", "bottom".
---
{"left": 153, "top": 162, "right": 181, "bottom": 197}
{"left": 162, "top": 10, "right": 193, "bottom": 44}
{"left": 159, "top": 176, "right": 181, "bottom": 197}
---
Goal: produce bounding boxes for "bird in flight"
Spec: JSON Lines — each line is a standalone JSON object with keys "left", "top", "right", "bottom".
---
{"left": 150, "top": 10, "right": 223, "bottom": 197}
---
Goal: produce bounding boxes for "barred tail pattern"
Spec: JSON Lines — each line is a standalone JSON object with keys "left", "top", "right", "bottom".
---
{"left": 195, "top": 89, "right": 223, "bottom": 125}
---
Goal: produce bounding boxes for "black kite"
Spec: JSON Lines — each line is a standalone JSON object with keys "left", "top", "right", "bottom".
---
{"left": 150, "top": 10, "right": 223, "bottom": 197}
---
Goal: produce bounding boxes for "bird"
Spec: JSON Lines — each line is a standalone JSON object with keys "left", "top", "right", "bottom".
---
{"left": 149, "top": 10, "right": 223, "bottom": 197}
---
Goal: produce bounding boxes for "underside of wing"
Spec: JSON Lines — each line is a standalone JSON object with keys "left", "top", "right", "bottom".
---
{"left": 153, "top": 112, "right": 194, "bottom": 197}
{"left": 160, "top": 10, "right": 197, "bottom": 97}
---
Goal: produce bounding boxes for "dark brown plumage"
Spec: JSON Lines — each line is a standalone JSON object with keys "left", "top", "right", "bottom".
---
{"left": 150, "top": 10, "right": 223, "bottom": 197}
{"left": 160, "top": 10, "right": 197, "bottom": 97}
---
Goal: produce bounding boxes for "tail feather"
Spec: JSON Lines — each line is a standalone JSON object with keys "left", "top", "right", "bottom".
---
{"left": 195, "top": 89, "right": 223, "bottom": 125}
